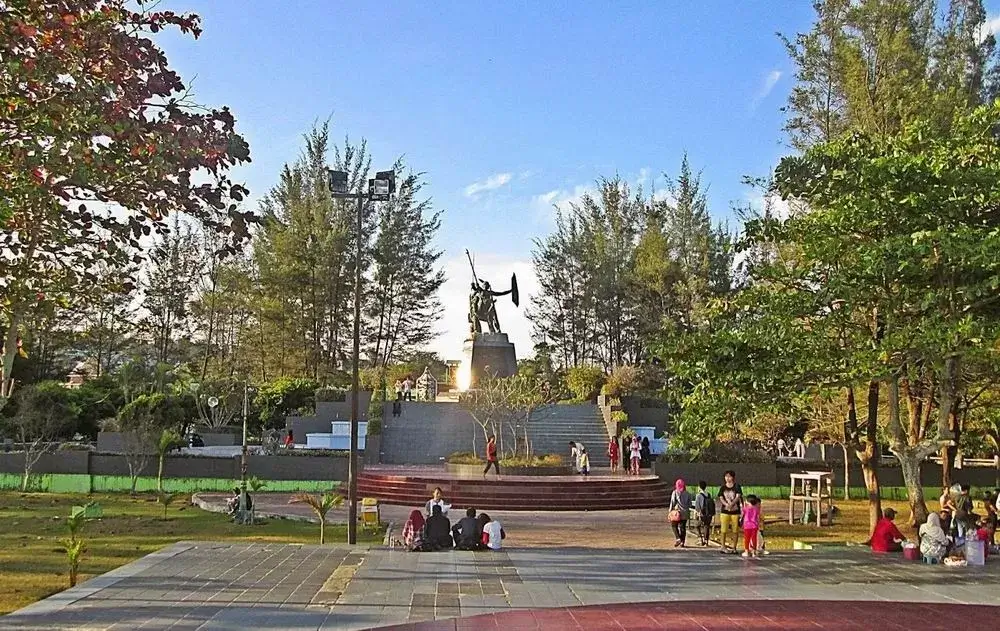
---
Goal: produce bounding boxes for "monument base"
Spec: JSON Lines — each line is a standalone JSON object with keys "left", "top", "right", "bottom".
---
{"left": 462, "top": 333, "right": 517, "bottom": 387}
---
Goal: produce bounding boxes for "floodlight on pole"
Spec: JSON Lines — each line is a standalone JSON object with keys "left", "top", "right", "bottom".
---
{"left": 326, "top": 165, "right": 394, "bottom": 545}
{"left": 328, "top": 169, "right": 349, "bottom": 194}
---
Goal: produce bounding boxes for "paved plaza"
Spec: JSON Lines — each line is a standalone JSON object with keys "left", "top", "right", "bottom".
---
{"left": 3, "top": 540, "right": 1000, "bottom": 630}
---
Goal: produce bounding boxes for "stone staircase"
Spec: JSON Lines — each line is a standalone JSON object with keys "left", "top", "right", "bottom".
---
{"left": 527, "top": 404, "right": 610, "bottom": 467}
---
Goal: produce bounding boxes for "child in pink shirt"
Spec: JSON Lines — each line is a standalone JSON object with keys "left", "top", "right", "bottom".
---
{"left": 741, "top": 494, "right": 762, "bottom": 558}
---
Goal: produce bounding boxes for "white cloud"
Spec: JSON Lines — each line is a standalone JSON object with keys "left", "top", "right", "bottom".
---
{"left": 752, "top": 69, "right": 783, "bottom": 107}
{"left": 979, "top": 15, "right": 1000, "bottom": 43}
{"left": 531, "top": 184, "right": 593, "bottom": 218}
{"left": 463, "top": 172, "right": 512, "bottom": 197}
{"left": 425, "top": 254, "right": 539, "bottom": 361}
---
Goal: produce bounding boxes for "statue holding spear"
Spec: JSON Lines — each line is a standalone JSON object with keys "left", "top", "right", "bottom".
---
{"left": 466, "top": 249, "right": 519, "bottom": 336}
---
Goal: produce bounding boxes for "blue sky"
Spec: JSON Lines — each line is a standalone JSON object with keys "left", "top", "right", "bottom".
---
{"left": 155, "top": 1, "right": 1000, "bottom": 359}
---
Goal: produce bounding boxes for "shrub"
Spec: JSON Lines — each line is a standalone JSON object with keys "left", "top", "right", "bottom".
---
{"left": 367, "top": 418, "right": 382, "bottom": 436}
{"left": 565, "top": 366, "right": 606, "bottom": 402}
{"left": 446, "top": 451, "right": 483, "bottom": 464}
{"left": 611, "top": 410, "right": 628, "bottom": 428}
{"left": 603, "top": 365, "right": 641, "bottom": 398}
{"left": 315, "top": 387, "right": 347, "bottom": 403}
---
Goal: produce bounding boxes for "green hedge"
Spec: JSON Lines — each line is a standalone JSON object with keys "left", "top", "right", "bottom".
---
{"left": 0, "top": 473, "right": 339, "bottom": 494}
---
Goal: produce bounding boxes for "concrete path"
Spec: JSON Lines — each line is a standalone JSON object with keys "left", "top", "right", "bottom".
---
{"left": 4, "top": 541, "right": 1000, "bottom": 630}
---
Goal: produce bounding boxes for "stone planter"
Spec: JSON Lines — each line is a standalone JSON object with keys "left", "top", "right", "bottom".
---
{"left": 444, "top": 462, "right": 573, "bottom": 477}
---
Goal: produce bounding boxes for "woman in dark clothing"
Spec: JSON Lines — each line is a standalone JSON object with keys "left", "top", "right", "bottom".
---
{"left": 420, "top": 504, "right": 453, "bottom": 551}
{"left": 640, "top": 437, "right": 651, "bottom": 469}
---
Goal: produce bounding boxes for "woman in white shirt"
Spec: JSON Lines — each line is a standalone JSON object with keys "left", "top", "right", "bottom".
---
{"left": 480, "top": 513, "right": 505, "bottom": 550}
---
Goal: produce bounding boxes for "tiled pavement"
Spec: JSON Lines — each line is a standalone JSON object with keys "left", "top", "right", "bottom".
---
{"left": 4, "top": 542, "right": 1000, "bottom": 630}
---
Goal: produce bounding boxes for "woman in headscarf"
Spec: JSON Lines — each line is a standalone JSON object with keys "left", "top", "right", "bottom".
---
{"left": 668, "top": 478, "right": 692, "bottom": 547}
{"left": 402, "top": 509, "right": 425, "bottom": 549}
{"left": 919, "top": 511, "right": 952, "bottom": 561}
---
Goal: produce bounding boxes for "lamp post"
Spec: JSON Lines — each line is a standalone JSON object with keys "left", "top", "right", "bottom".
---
{"left": 328, "top": 167, "right": 395, "bottom": 544}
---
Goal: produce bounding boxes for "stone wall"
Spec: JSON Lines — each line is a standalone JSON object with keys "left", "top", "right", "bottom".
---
{"left": 0, "top": 450, "right": 351, "bottom": 482}
{"left": 379, "top": 401, "right": 476, "bottom": 464}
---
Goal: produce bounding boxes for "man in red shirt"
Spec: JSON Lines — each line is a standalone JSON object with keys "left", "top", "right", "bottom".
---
{"left": 483, "top": 435, "right": 500, "bottom": 479}
{"left": 871, "top": 508, "right": 905, "bottom": 552}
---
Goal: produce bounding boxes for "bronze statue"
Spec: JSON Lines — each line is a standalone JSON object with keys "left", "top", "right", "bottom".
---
{"left": 466, "top": 249, "right": 518, "bottom": 336}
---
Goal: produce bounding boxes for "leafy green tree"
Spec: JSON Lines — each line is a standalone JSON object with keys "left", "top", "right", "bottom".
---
{"left": 366, "top": 167, "right": 445, "bottom": 368}
{"left": 0, "top": 1, "right": 252, "bottom": 404}
{"left": 254, "top": 377, "right": 318, "bottom": 430}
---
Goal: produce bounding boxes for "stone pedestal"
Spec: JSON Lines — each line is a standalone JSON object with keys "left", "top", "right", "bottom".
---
{"left": 462, "top": 333, "right": 517, "bottom": 387}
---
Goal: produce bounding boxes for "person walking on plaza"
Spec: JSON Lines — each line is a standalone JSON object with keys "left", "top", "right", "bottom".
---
{"left": 668, "top": 478, "right": 692, "bottom": 547}
{"left": 629, "top": 435, "right": 642, "bottom": 475}
{"left": 695, "top": 480, "right": 715, "bottom": 546}
{"left": 483, "top": 435, "right": 500, "bottom": 479}
{"left": 402, "top": 376, "right": 413, "bottom": 401}
{"left": 717, "top": 470, "right": 743, "bottom": 554}
{"left": 607, "top": 435, "right": 620, "bottom": 474}
{"left": 741, "top": 494, "right": 762, "bottom": 557}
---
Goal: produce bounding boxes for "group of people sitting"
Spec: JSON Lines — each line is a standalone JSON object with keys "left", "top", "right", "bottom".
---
{"left": 870, "top": 483, "right": 999, "bottom": 562}
{"left": 400, "top": 487, "right": 506, "bottom": 552}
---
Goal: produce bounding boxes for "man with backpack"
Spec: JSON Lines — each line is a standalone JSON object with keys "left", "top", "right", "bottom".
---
{"left": 695, "top": 480, "right": 716, "bottom": 547}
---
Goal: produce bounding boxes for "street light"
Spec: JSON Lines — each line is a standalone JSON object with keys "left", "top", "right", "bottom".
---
{"left": 328, "top": 167, "right": 394, "bottom": 544}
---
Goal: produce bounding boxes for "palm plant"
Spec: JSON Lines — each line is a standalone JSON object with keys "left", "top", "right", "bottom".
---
{"left": 290, "top": 493, "right": 343, "bottom": 544}
{"left": 60, "top": 510, "right": 88, "bottom": 587}
{"left": 157, "top": 491, "right": 178, "bottom": 520}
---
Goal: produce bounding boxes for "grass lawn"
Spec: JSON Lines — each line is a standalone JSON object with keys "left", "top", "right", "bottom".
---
{"left": 758, "top": 498, "right": 917, "bottom": 550}
{"left": 0, "top": 492, "right": 383, "bottom": 616}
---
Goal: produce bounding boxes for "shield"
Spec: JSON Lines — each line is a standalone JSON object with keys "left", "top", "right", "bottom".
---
{"left": 510, "top": 273, "right": 519, "bottom": 307}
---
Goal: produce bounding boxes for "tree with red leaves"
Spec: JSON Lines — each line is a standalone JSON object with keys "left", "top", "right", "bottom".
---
{"left": 0, "top": 0, "right": 253, "bottom": 401}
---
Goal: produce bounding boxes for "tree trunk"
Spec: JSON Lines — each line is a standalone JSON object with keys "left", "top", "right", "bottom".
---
{"left": 157, "top": 454, "right": 165, "bottom": 493}
{"left": 2, "top": 305, "right": 24, "bottom": 399}
{"left": 858, "top": 445, "right": 882, "bottom": 534}
{"left": 898, "top": 453, "right": 928, "bottom": 526}
{"left": 319, "top": 518, "right": 326, "bottom": 545}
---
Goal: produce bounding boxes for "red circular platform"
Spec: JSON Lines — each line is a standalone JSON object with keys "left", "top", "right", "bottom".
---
{"left": 357, "top": 465, "right": 669, "bottom": 511}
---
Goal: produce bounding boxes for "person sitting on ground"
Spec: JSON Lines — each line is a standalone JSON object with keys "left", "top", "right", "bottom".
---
{"left": 453, "top": 507, "right": 484, "bottom": 550}
{"left": 420, "top": 504, "right": 453, "bottom": 551}
{"left": 227, "top": 487, "right": 252, "bottom": 517}
{"left": 982, "top": 492, "right": 998, "bottom": 546}
{"left": 870, "top": 508, "right": 906, "bottom": 553}
{"left": 402, "top": 509, "right": 425, "bottom": 549}
{"left": 425, "top": 487, "right": 451, "bottom": 516}
{"left": 283, "top": 429, "right": 294, "bottom": 448}
{"left": 479, "top": 513, "right": 506, "bottom": 550}
{"left": 919, "top": 511, "right": 952, "bottom": 562}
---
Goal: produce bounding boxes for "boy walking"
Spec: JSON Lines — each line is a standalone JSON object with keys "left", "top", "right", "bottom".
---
{"left": 695, "top": 480, "right": 715, "bottom": 546}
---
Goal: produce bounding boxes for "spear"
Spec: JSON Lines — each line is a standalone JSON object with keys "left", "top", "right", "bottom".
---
{"left": 465, "top": 249, "right": 481, "bottom": 289}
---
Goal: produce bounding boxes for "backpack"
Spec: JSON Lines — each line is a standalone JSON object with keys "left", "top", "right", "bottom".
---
{"left": 700, "top": 491, "right": 716, "bottom": 519}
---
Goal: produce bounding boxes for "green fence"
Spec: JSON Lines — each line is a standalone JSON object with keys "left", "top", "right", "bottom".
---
{"left": 0, "top": 473, "right": 339, "bottom": 494}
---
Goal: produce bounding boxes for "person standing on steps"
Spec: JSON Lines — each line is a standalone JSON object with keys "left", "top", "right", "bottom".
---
{"left": 568, "top": 441, "right": 584, "bottom": 468}
{"left": 629, "top": 435, "right": 642, "bottom": 475}
{"left": 607, "top": 435, "right": 620, "bottom": 474}
{"left": 483, "top": 435, "right": 500, "bottom": 479}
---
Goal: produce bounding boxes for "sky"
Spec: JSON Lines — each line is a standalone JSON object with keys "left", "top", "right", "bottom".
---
{"left": 154, "top": 1, "right": 1000, "bottom": 361}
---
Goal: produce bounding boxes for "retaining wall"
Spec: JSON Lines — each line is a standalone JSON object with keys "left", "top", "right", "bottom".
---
{"left": 0, "top": 450, "right": 353, "bottom": 492}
